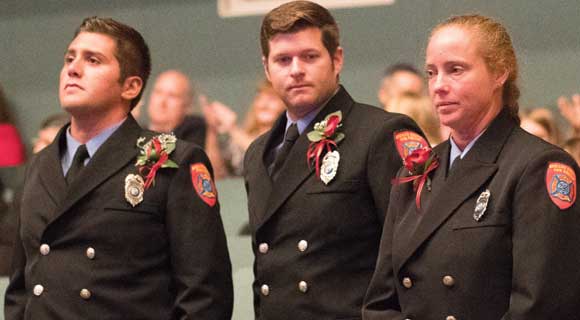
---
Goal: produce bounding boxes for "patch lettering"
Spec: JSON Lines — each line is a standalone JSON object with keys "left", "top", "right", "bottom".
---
{"left": 190, "top": 163, "right": 217, "bottom": 207}
{"left": 394, "top": 131, "right": 428, "bottom": 160}
{"left": 545, "top": 162, "right": 576, "bottom": 210}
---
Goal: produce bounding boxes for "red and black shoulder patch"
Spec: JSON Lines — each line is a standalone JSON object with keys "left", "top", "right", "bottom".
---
{"left": 190, "top": 163, "right": 217, "bottom": 207}
{"left": 394, "top": 130, "right": 429, "bottom": 159}
{"left": 545, "top": 162, "right": 576, "bottom": 210}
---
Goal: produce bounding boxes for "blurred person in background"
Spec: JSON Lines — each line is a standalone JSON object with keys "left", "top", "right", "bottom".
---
{"left": 203, "top": 79, "right": 285, "bottom": 178}
{"left": 389, "top": 92, "right": 442, "bottom": 145}
{"left": 563, "top": 137, "right": 580, "bottom": 165}
{"left": 0, "top": 87, "right": 25, "bottom": 272}
{"left": 558, "top": 93, "right": 580, "bottom": 138}
{"left": 147, "top": 69, "right": 207, "bottom": 147}
{"left": 0, "top": 86, "right": 26, "bottom": 168}
{"left": 520, "top": 107, "right": 561, "bottom": 145}
{"left": 32, "top": 113, "right": 70, "bottom": 153}
{"left": 378, "top": 62, "right": 424, "bottom": 109}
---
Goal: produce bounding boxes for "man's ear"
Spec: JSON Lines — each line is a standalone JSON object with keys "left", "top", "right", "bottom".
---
{"left": 262, "top": 56, "right": 271, "bottom": 82}
{"left": 332, "top": 46, "right": 344, "bottom": 76}
{"left": 121, "top": 76, "right": 143, "bottom": 101}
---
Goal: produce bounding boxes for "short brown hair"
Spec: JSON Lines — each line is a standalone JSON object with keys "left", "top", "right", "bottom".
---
{"left": 260, "top": 1, "right": 340, "bottom": 58}
{"left": 431, "top": 14, "right": 520, "bottom": 121}
{"left": 75, "top": 17, "right": 151, "bottom": 109}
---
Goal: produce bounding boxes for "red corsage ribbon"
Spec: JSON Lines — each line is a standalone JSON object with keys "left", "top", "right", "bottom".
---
{"left": 392, "top": 147, "right": 439, "bottom": 209}
{"left": 306, "top": 112, "right": 345, "bottom": 180}
{"left": 307, "top": 139, "right": 337, "bottom": 178}
{"left": 135, "top": 133, "right": 178, "bottom": 189}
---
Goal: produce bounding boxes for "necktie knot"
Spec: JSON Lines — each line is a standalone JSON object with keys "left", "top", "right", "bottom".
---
{"left": 284, "top": 123, "right": 299, "bottom": 143}
{"left": 66, "top": 144, "right": 89, "bottom": 184}
{"left": 269, "top": 123, "right": 300, "bottom": 180}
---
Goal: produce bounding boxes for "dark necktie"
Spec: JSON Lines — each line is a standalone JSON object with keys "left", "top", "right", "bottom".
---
{"left": 65, "top": 144, "right": 89, "bottom": 185}
{"left": 447, "top": 156, "right": 462, "bottom": 177}
{"left": 269, "top": 123, "right": 299, "bottom": 180}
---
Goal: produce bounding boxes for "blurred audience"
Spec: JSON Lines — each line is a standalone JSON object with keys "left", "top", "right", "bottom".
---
{"left": 0, "top": 86, "right": 22, "bottom": 275}
{"left": 558, "top": 93, "right": 580, "bottom": 138}
{"left": 378, "top": 62, "right": 424, "bottom": 109}
{"left": 388, "top": 92, "right": 442, "bottom": 145}
{"left": 203, "top": 80, "right": 285, "bottom": 179}
{"left": 32, "top": 113, "right": 70, "bottom": 153}
{"left": 147, "top": 70, "right": 207, "bottom": 148}
{"left": 520, "top": 107, "right": 561, "bottom": 145}
{"left": 563, "top": 137, "right": 580, "bottom": 165}
{"left": 0, "top": 87, "right": 26, "bottom": 167}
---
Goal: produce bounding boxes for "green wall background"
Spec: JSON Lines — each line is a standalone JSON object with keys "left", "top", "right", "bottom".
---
{"left": 1, "top": 0, "right": 579, "bottom": 148}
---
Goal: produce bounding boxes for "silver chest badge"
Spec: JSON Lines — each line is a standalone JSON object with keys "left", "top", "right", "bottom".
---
{"left": 320, "top": 150, "right": 340, "bottom": 185}
{"left": 125, "top": 174, "right": 145, "bottom": 207}
{"left": 474, "top": 189, "right": 491, "bottom": 221}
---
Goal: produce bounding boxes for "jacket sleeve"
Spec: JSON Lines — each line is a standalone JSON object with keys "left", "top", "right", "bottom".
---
{"left": 243, "top": 142, "right": 261, "bottom": 320}
{"left": 366, "top": 113, "right": 424, "bottom": 225}
{"left": 4, "top": 160, "right": 34, "bottom": 320}
{"left": 165, "top": 143, "right": 233, "bottom": 320}
{"left": 4, "top": 213, "right": 27, "bottom": 320}
{"left": 502, "top": 149, "right": 580, "bottom": 319}
{"left": 362, "top": 169, "right": 406, "bottom": 320}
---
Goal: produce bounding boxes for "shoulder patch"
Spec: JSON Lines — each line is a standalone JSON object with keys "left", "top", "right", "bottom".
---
{"left": 190, "top": 163, "right": 217, "bottom": 207}
{"left": 545, "top": 162, "right": 576, "bottom": 210}
{"left": 394, "top": 131, "right": 429, "bottom": 159}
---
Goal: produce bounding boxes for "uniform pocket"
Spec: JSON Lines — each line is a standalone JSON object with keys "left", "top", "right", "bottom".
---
{"left": 451, "top": 210, "right": 509, "bottom": 230}
{"left": 306, "top": 179, "right": 362, "bottom": 194}
{"left": 104, "top": 201, "right": 161, "bottom": 214}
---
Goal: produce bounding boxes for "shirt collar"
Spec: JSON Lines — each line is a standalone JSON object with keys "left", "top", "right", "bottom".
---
{"left": 284, "top": 87, "right": 339, "bottom": 135}
{"left": 285, "top": 106, "right": 321, "bottom": 135}
{"left": 448, "top": 128, "right": 486, "bottom": 169}
{"left": 62, "top": 117, "right": 127, "bottom": 173}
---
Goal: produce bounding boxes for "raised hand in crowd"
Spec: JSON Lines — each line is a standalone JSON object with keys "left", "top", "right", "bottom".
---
{"left": 558, "top": 93, "right": 580, "bottom": 136}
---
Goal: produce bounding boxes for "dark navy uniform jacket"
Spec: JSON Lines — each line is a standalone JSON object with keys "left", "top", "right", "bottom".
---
{"left": 244, "top": 86, "right": 423, "bottom": 320}
{"left": 364, "top": 109, "right": 580, "bottom": 320}
{"left": 5, "top": 116, "right": 233, "bottom": 320}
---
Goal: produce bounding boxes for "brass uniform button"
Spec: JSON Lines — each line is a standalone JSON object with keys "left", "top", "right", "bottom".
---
{"left": 86, "top": 247, "right": 96, "bottom": 259}
{"left": 442, "top": 275, "right": 455, "bottom": 287}
{"left": 258, "top": 243, "right": 269, "bottom": 254}
{"left": 297, "top": 240, "right": 308, "bottom": 252}
{"left": 298, "top": 281, "right": 308, "bottom": 293}
{"left": 80, "top": 288, "right": 92, "bottom": 300}
{"left": 33, "top": 284, "right": 44, "bottom": 296}
{"left": 260, "top": 284, "right": 270, "bottom": 296}
{"left": 402, "top": 277, "right": 413, "bottom": 289}
{"left": 40, "top": 244, "right": 50, "bottom": 256}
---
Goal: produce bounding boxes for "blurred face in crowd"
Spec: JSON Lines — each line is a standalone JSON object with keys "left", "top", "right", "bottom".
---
{"left": 263, "top": 27, "right": 343, "bottom": 120}
{"left": 520, "top": 118, "right": 550, "bottom": 143}
{"left": 253, "top": 89, "right": 286, "bottom": 127}
{"left": 378, "top": 71, "right": 424, "bottom": 108}
{"left": 33, "top": 126, "right": 61, "bottom": 153}
{"left": 426, "top": 26, "right": 506, "bottom": 137}
{"left": 147, "top": 71, "right": 192, "bottom": 131}
{"left": 59, "top": 32, "right": 127, "bottom": 116}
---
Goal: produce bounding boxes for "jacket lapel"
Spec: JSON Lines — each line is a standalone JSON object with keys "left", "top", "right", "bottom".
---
{"left": 255, "top": 86, "right": 354, "bottom": 230}
{"left": 394, "top": 109, "right": 516, "bottom": 273}
{"left": 246, "top": 127, "right": 278, "bottom": 228}
{"left": 37, "top": 126, "right": 69, "bottom": 207}
{"left": 46, "top": 116, "right": 143, "bottom": 226}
